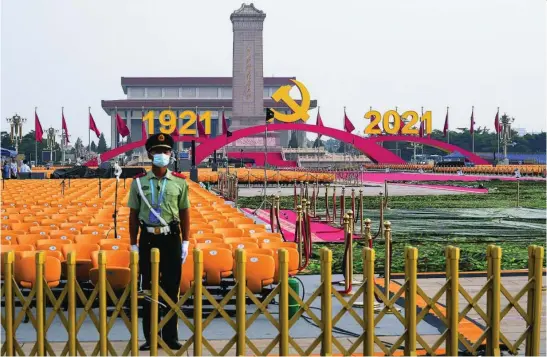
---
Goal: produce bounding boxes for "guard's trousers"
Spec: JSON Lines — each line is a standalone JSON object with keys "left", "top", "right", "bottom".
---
{"left": 139, "top": 231, "right": 182, "bottom": 344}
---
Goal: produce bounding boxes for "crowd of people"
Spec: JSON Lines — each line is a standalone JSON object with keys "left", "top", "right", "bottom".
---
{"left": 2, "top": 159, "right": 31, "bottom": 179}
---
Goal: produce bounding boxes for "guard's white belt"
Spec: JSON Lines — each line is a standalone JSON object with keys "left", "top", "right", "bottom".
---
{"left": 145, "top": 226, "right": 171, "bottom": 235}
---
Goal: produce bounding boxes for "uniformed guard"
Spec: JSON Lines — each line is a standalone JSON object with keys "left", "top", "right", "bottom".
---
{"left": 128, "top": 133, "right": 190, "bottom": 351}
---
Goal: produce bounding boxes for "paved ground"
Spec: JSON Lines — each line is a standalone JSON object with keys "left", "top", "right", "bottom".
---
{"left": 7, "top": 274, "right": 545, "bottom": 356}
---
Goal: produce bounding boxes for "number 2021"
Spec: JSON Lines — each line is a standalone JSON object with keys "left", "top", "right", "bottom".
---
{"left": 364, "top": 110, "right": 432, "bottom": 135}
{"left": 142, "top": 110, "right": 212, "bottom": 135}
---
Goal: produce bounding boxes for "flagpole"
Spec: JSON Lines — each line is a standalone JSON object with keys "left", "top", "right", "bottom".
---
{"left": 395, "top": 106, "right": 399, "bottom": 158}
{"left": 88, "top": 107, "right": 91, "bottom": 155}
{"left": 447, "top": 106, "right": 450, "bottom": 145}
{"left": 35, "top": 107, "right": 38, "bottom": 166}
{"left": 472, "top": 106, "right": 475, "bottom": 153}
{"left": 343, "top": 106, "right": 347, "bottom": 167}
{"left": 222, "top": 106, "right": 226, "bottom": 162}
{"left": 496, "top": 107, "right": 500, "bottom": 158}
{"left": 115, "top": 106, "right": 118, "bottom": 148}
{"left": 62, "top": 106, "right": 66, "bottom": 165}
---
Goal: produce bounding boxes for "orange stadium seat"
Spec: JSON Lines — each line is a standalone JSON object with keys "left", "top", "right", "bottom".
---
{"left": 15, "top": 255, "right": 62, "bottom": 288}
{"left": 89, "top": 250, "right": 131, "bottom": 290}
{"left": 201, "top": 247, "right": 233, "bottom": 285}
{"left": 62, "top": 243, "right": 100, "bottom": 281}
{"left": 214, "top": 228, "right": 244, "bottom": 238}
{"left": 228, "top": 242, "right": 259, "bottom": 252}
{"left": 233, "top": 252, "right": 275, "bottom": 293}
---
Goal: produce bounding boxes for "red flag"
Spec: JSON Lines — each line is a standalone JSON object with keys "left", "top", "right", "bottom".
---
{"left": 89, "top": 113, "right": 101, "bottom": 138}
{"left": 196, "top": 112, "right": 208, "bottom": 138}
{"left": 443, "top": 109, "right": 449, "bottom": 137}
{"left": 494, "top": 110, "right": 500, "bottom": 133}
{"left": 62, "top": 112, "right": 70, "bottom": 143}
{"left": 316, "top": 110, "right": 324, "bottom": 128}
{"left": 35, "top": 111, "right": 44, "bottom": 143}
{"left": 141, "top": 120, "right": 148, "bottom": 140}
{"left": 343, "top": 111, "right": 355, "bottom": 133}
{"left": 470, "top": 107, "right": 475, "bottom": 134}
{"left": 116, "top": 113, "right": 130, "bottom": 137}
{"left": 419, "top": 119, "right": 424, "bottom": 138}
{"left": 221, "top": 110, "right": 232, "bottom": 137}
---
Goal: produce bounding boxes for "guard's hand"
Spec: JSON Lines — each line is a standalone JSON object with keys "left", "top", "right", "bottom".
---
{"left": 131, "top": 244, "right": 139, "bottom": 253}
{"left": 181, "top": 241, "right": 189, "bottom": 264}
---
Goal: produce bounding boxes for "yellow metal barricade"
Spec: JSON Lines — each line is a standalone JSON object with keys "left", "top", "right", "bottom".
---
{"left": 1, "top": 244, "right": 544, "bottom": 356}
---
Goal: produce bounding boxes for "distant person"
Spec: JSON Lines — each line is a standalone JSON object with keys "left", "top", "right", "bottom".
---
{"left": 10, "top": 160, "right": 17, "bottom": 178}
{"left": 2, "top": 161, "right": 10, "bottom": 179}
{"left": 514, "top": 168, "right": 521, "bottom": 178}
{"left": 20, "top": 160, "right": 31, "bottom": 173}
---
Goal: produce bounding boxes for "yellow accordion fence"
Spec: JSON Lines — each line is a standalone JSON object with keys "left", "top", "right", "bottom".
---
{"left": 1, "top": 245, "right": 544, "bottom": 356}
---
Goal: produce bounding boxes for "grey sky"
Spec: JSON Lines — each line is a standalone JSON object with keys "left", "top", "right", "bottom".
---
{"left": 1, "top": 0, "right": 545, "bottom": 147}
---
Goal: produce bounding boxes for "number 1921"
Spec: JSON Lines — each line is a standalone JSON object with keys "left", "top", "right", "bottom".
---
{"left": 364, "top": 110, "right": 432, "bottom": 135}
{"left": 142, "top": 110, "right": 213, "bottom": 135}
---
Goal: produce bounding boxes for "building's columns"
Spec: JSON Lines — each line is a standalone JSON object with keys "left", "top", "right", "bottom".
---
{"left": 110, "top": 111, "right": 117, "bottom": 149}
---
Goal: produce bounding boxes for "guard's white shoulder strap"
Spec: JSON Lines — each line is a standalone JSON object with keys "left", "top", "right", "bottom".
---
{"left": 135, "top": 177, "right": 169, "bottom": 227}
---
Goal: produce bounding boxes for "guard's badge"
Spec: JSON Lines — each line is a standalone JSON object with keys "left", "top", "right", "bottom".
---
{"left": 172, "top": 172, "right": 186, "bottom": 179}
{"left": 158, "top": 134, "right": 165, "bottom": 141}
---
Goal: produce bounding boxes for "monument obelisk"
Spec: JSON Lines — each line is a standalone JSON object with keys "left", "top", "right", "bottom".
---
{"left": 230, "top": 3, "right": 279, "bottom": 151}
{"left": 230, "top": 3, "right": 265, "bottom": 131}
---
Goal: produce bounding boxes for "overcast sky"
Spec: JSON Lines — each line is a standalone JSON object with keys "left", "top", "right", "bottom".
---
{"left": 1, "top": 0, "right": 545, "bottom": 146}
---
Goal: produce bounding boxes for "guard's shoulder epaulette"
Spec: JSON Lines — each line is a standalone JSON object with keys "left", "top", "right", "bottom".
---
{"left": 133, "top": 172, "right": 146, "bottom": 179}
{"left": 172, "top": 172, "right": 186, "bottom": 179}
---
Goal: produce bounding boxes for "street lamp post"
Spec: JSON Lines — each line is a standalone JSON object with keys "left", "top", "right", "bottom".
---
{"left": 6, "top": 114, "right": 26, "bottom": 155}
{"left": 46, "top": 127, "right": 59, "bottom": 163}
{"left": 58, "top": 130, "right": 70, "bottom": 165}
{"left": 500, "top": 114, "right": 515, "bottom": 164}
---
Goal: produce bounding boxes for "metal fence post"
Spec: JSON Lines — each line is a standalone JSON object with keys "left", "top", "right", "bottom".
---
{"left": 321, "top": 248, "right": 333, "bottom": 356}
{"left": 98, "top": 250, "right": 108, "bottom": 356}
{"left": 383, "top": 221, "right": 392, "bottom": 300}
{"left": 530, "top": 246, "right": 544, "bottom": 356}
{"left": 446, "top": 246, "right": 460, "bottom": 357}
{"left": 36, "top": 251, "right": 46, "bottom": 356}
{"left": 130, "top": 251, "right": 139, "bottom": 356}
{"left": 194, "top": 249, "right": 203, "bottom": 357}
{"left": 525, "top": 245, "right": 535, "bottom": 356}
{"left": 150, "top": 248, "right": 160, "bottom": 356}
{"left": 67, "top": 252, "right": 77, "bottom": 356}
{"left": 487, "top": 245, "right": 501, "bottom": 356}
{"left": 279, "top": 249, "right": 290, "bottom": 356}
{"left": 405, "top": 247, "right": 418, "bottom": 356}
{"left": 3, "top": 252, "right": 14, "bottom": 356}
{"left": 236, "top": 249, "right": 247, "bottom": 356}
{"left": 359, "top": 189, "right": 364, "bottom": 234}
{"left": 363, "top": 248, "right": 375, "bottom": 356}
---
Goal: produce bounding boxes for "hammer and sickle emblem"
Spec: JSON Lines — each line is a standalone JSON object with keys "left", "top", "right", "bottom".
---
{"left": 270, "top": 79, "right": 311, "bottom": 123}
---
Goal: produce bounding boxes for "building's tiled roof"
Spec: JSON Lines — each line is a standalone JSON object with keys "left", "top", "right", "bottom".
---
{"left": 101, "top": 99, "right": 317, "bottom": 112}
{"left": 120, "top": 77, "right": 296, "bottom": 93}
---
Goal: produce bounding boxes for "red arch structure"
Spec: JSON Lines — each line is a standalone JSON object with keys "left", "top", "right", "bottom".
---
{"left": 85, "top": 123, "right": 488, "bottom": 166}
{"left": 194, "top": 123, "right": 488, "bottom": 165}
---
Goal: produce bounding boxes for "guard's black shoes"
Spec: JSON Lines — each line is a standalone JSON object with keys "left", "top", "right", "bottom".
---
{"left": 139, "top": 342, "right": 151, "bottom": 351}
{"left": 166, "top": 340, "right": 183, "bottom": 350}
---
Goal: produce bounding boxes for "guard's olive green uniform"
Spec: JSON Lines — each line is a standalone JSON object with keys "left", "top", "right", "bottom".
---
{"left": 128, "top": 168, "right": 189, "bottom": 345}
{"left": 128, "top": 170, "right": 190, "bottom": 224}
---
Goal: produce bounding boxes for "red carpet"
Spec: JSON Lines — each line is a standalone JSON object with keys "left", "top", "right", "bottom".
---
{"left": 242, "top": 208, "right": 348, "bottom": 243}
